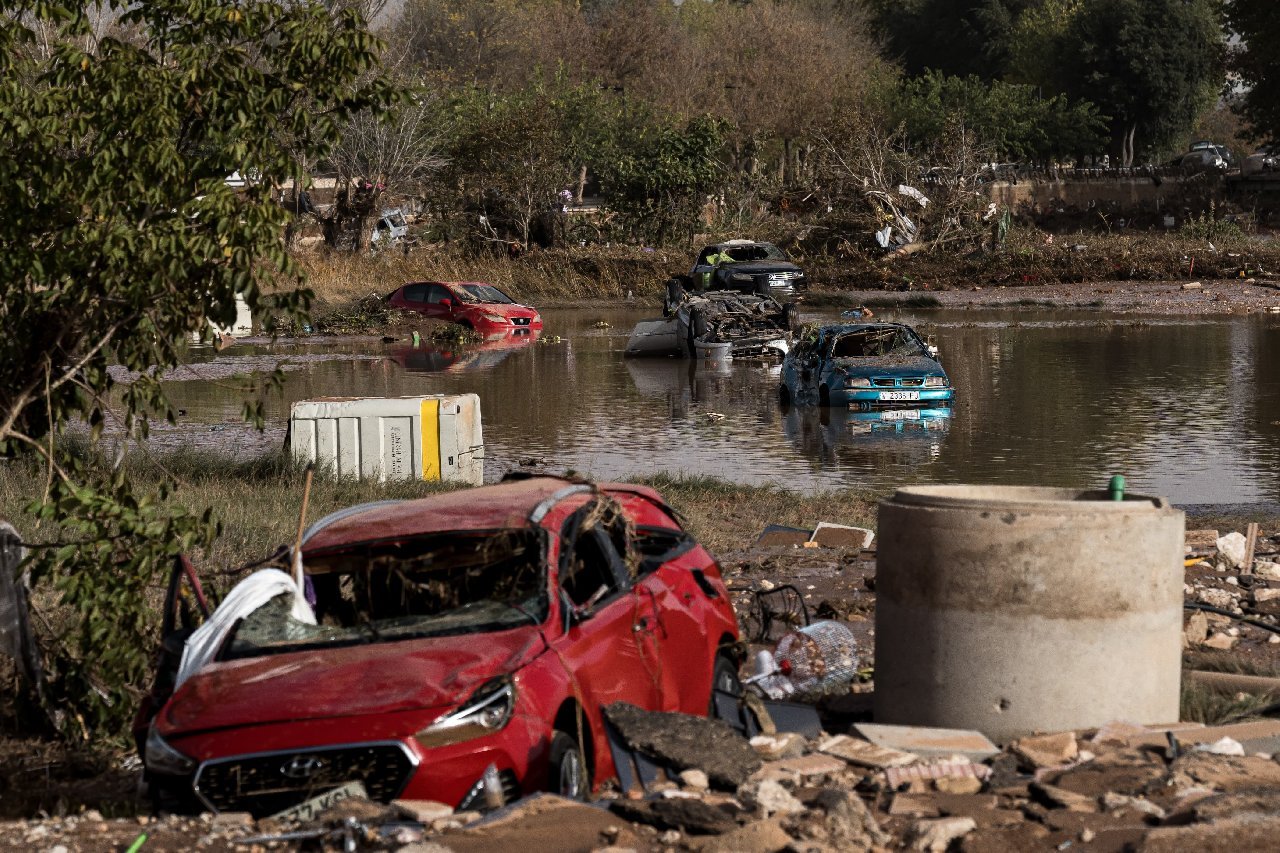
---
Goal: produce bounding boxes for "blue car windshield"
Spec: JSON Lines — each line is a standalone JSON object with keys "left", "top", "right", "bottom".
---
{"left": 830, "top": 328, "right": 928, "bottom": 359}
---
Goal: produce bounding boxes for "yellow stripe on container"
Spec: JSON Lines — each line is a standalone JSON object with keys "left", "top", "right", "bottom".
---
{"left": 420, "top": 399, "right": 441, "bottom": 481}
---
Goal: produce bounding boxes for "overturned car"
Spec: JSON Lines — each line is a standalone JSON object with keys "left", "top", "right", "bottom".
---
{"left": 625, "top": 283, "right": 796, "bottom": 359}
{"left": 136, "top": 476, "right": 740, "bottom": 816}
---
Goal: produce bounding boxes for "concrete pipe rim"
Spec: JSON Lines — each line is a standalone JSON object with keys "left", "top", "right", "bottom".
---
{"left": 885, "top": 484, "right": 1174, "bottom": 513}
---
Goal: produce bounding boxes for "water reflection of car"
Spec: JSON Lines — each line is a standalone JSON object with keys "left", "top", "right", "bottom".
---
{"left": 388, "top": 329, "right": 539, "bottom": 374}
{"left": 138, "top": 476, "right": 741, "bottom": 816}
{"left": 387, "top": 281, "right": 543, "bottom": 335}
{"left": 779, "top": 322, "right": 954, "bottom": 410}
{"left": 783, "top": 405, "right": 950, "bottom": 467}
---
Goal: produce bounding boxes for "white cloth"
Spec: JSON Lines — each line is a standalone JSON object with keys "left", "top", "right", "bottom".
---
{"left": 175, "top": 568, "right": 315, "bottom": 689}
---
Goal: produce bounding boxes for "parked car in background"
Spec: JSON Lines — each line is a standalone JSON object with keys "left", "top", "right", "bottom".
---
{"left": 387, "top": 281, "right": 542, "bottom": 335}
{"left": 1188, "top": 141, "right": 1236, "bottom": 168}
{"left": 137, "top": 476, "right": 741, "bottom": 815}
{"left": 1173, "top": 150, "right": 1227, "bottom": 175}
{"left": 370, "top": 208, "right": 409, "bottom": 247}
{"left": 780, "top": 322, "right": 954, "bottom": 409}
{"left": 690, "top": 239, "right": 807, "bottom": 300}
{"left": 1243, "top": 146, "right": 1278, "bottom": 176}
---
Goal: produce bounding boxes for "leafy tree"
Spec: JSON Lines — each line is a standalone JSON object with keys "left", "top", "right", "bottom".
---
{"left": 597, "top": 115, "right": 728, "bottom": 245}
{"left": 0, "top": 0, "right": 391, "bottom": 735}
{"left": 1044, "top": 0, "right": 1224, "bottom": 165}
{"left": 863, "top": 0, "right": 1043, "bottom": 80}
{"left": 1226, "top": 0, "right": 1280, "bottom": 144}
{"left": 882, "top": 71, "right": 1107, "bottom": 164}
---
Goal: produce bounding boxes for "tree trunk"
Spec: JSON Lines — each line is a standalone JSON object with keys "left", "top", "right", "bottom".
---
{"left": 575, "top": 164, "right": 587, "bottom": 203}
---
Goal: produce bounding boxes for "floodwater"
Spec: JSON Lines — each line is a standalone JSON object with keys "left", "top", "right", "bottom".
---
{"left": 161, "top": 306, "right": 1280, "bottom": 505}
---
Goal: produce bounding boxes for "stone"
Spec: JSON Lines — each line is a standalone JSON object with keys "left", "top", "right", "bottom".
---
{"left": 1184, "top": 611, "right": 1210, "bottom": 646}
{"left": 604, "top": 702, "right": 761, "bottom": 789}
{"left": 209, "top": 812, "right": 254, "bottom": 830}
{"left": 1195, "top": 737, "right": 1245, "bottom": 757}
{"left": 1030, "top": 783, "right": 1099, "bottom": 812}
{"left": 608, "top": 798, "right": 737, "bottom": 835}
{"left": 1089, "top": 720, "right": 1148, "bottom": 746}
{"left": 737, "top": 779, "right": 806, "bottom": 817}
{"left": 933, "top": 776, "right": 983, "bottom": 795}
{"left": 818, "top": 734, "right": 918, "bottom": 768}
{"left": 1142, "top": 815, "right": 1280, "bottom": 852}
{"left": 396, "top": 844, "right": 456, "bottom": 853}
{"left": 1101, "top": 792, "right": 1166, "bottom": 819}
{"left": 1193, "top": 789, "right": 1280, "bottom": 822}
{"left": 679, "top": 769, "right": 710, "bottom": 792}
{"left": 752, "top": 753, "right": 847, "bottom": 783}
{"left": 392, "top": 799, "right": 454, "bottom": 823}
{"left": 1255, "top": 587, "right": 1280, "bottom": 603}
{"left": 1198, "top": 587, "right": 1238, "bottom": 609}
{"left": 1255, "top": 562, "right": 1280, "bottom": 581}
{"left": 1217, "top": 532, "right": 1248, "bottom": 569}
{"left": 813, "top": 788, "right": 891, "bottom": 848}
{"left": 749, "top": 732, "right": 806, "bottom": 760}
{"left": 1171, "top": 752, "right": 1280, "bottom": 792}
{"left": 701, "top": 817, "right": 792, "bottom": 853}
{"left": 907, "top": 816, "right": 976, "bottom": 851}
{"left": 1204, "top": 632, "right": 1239, "bottom": 650}
{"left": 1011, "top": 732, "right": 1079, "bottom": 769}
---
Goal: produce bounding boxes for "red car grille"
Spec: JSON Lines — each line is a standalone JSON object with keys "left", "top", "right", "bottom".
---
{"left": 193, "top": 741, "right": 416, "bottom": 816}
{"left": 512, "top": 317, "right": 531, "bottom": 326}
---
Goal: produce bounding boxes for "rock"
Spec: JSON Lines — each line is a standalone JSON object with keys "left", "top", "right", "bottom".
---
{"left": 608, "top": 798, "right": 736, "bottom": 835}
{"left": 392, "top": 799, "right": 454, "bottom": 823}
{"left": 1195, "top": 737, "right": 1246, "bottom": 757}
{"left": 737, "top": 779, "right": 806, "bottom": 817}
{"left": 700, "top": 817, "right": 792, "bottom": 853}
{"left": 1255, "top": 562, "right": 1280, "bottom": 581}
{"left": 1253, "top": 587, "right": 1280, "bottom": 603}
{"left": 1198, "top": 587, "right": 1238, "bottom": 609}
{"left": 396, "top": 844, "right": 456, "bottom": 853}
{"left": 1011, "top": 732, "right": 1079, "bottom": 769}
{"left": 1142, "top": 815, "right": 1280, "bottom": 852}
{"left": 907, "top": 816, "right": 976, "bottom": 851}
{"left": 604, "top": 702, "right": 761, "bottom": 789}
{"left": 934, "top": 776, "right": 983, "bottom": 795}
{"left": 818, "top": 734, "right": 918, "bottom": 769}
{"left": 813, "top": 788, "right": 891, "bottom": 848}
{"left": 680, "top": 769, "right": 710, "bottom": 792}
{"left": 209, "top": 812, "right": 254, "bottom": 830}
{"left": 752, "top": 753, "right": 848, "bottom": 783}
{"left": 1101, "top": 792, "right": 1166, "bottom": 819}
{"left": 1204, "top": 632, "right": 1239, "bottom": 650}
{"left": 1193, "top": 789, "right": 1280, "bottom": 822}
{"left": 749, "top": 733, "right": 806, "bottom": 760}
{"left": 1184, "top": 611, "right": 1210, "bottom": 646}
{"left": 1089, "top": 720, "right": 1148, "bottom": 747}
{"left": 1171, "top": 752, "right": 1280, "bottom": 792}
{"left": 1030, "top": 783, "right": 1099, "bottom": 812}
{"left": 1217, "top": 532, "right": 1248, "bottom": 569}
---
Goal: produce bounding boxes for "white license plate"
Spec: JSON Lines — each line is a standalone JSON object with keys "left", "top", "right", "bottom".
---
{"left": 879, "top": 390, "right": 919, "bottom": 401}
{"left": 880, "top": 409, "right": 921, "bottom": 420}
{"left": 267, "top": 780, "right": 368, "bottom": 823}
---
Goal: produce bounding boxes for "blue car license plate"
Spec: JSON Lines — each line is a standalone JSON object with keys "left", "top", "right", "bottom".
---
{"left": 879, "top": 390, "right": 919, "bottom": 401}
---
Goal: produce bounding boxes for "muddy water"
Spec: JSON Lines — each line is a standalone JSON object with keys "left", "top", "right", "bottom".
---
{"left": 162, "top": 306, "right": 1280, "bottom": 504}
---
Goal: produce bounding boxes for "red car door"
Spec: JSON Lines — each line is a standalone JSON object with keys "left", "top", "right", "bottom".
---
{"left": 424, "top": 283, "right": 456, "bottom": 322}
{"left": 549, "top": 513, "right": 662, "bottom": 715}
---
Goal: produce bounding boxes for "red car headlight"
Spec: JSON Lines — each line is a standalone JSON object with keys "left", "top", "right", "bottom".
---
{"left": 481, "top": 313, "right": 509, "bottom": 324}
{"left": 415, "top": 678, "right": 515, "bottom": 749}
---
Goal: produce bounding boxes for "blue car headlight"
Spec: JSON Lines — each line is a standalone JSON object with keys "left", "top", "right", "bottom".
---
{"left": 924, "top": 376, "right": 948, "bottom": 388}
{"left": 846, "top": 377, "right": 872, "bottom": 388}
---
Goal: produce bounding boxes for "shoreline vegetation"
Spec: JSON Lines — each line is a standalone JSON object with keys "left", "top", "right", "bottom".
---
{"left": 292, "top": 230, "right": 1280, "bottom": 333}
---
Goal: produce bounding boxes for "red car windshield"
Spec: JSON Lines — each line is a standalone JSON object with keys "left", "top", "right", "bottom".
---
{"left": 454, "top": 284, "right": 515, "bottom": 305}
{"left": 223, "top": 530, "right": 547, "bottom": 658}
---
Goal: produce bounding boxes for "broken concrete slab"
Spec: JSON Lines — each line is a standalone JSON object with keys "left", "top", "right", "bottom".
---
{"left": 889, "top": 793, "right": 999, "bottom": 818}
{"left": 810, "top": 522, "right": 874, "bottom": 550}
{"left": 393, "top": 799, "right": 455, "bottom": 823}
{"left": 1029, "top": 783, "right": 1099, "bottom": 813}
{"left": 605, "top": 702, "right": 761, "bottom": 789}
{"left": 1140, "top": 815, "right": 1280, "bottom": 853}
{"left": 1125, "top": 719, "right": 1280, "bottom": 756}
{"left": 854, "top": 723, "right": 1000, "bottom": 762}
{"left": 749, "top": 732, "right": 806, "bottom": 760}
{"left": 737, "top": 779, "right": 806, "bottom": 817}
{"left": 1011, "top": 732, "right": 1078, "bottom": 770}
{"left": 1170, "top": 752, "right": 1280, "bottom": 792}
{"left": 907, "top": 816, "right": 976, "bottom": 851}
{"left": 751, "top": 753, "right": 848, "bottom": 784}
{"left": 1042, "top": 749, "right": 1166, "bottom": 798}
{"left": 817, "top": 734, "right": 919, "bottom": 769}
{"left": 607, "top": 797, "right": 737, "bottom": 835}
{"left": 884, "top": 758, "right": 992, "bottom": 790}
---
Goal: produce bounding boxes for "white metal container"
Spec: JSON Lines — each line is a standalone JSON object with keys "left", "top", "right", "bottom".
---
{"left": 289, "top": 395, "right": 483, "bottom": 485}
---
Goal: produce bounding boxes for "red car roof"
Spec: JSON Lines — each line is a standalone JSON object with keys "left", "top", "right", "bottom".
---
{"left": 301, "top": 476, "right": 667, "bottom": 553}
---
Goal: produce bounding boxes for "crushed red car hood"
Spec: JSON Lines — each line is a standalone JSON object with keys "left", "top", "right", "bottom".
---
{"left": 477, "top": 302, "right": 538, "bottom": 318}
{"left": 158, "top": 626, "right": 546, "bottom": 737}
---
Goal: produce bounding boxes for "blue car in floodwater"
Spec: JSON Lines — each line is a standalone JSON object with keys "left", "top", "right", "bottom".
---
{"left": 779, "top": 322, "right": 954, "bottom": 409}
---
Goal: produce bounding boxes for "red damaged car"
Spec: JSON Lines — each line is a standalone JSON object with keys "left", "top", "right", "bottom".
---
{"left": 139, "top": 476, "right": 740, "bottom": 815}
{"left": 386, "top": 281, "right": 543, "bottom": 335}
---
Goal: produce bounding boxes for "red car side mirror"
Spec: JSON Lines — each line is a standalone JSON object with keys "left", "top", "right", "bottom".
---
{"left": 439, "top": 298, "right": 453, "bottom": 309}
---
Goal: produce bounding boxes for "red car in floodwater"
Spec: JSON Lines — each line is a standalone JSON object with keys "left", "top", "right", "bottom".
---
{"left": 387, "top": 281, "right": 543, "bottom": 335}
{"left": 139, "top": 476, "right": 740, "bottom": 815}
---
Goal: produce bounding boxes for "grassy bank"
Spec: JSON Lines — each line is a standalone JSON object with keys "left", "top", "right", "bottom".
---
{"left": 284, "top": 229, "right": 1280, "bottom": 332}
